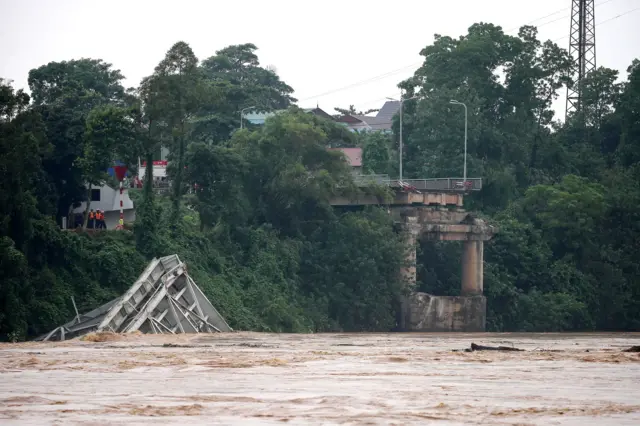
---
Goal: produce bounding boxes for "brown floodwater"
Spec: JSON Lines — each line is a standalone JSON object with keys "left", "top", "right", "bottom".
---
{"left": 0, "top": 332, "right": 639, "bottom": 425}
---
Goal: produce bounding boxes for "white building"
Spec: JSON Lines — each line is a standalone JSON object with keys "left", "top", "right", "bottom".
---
{"left": 72, "top": 184, "right": 135, "bottom": 230}
{"left": 138, "top": 159, "right": 168, "bottom": 179}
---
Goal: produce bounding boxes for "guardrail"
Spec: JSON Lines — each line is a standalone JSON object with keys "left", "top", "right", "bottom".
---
{"left": 353, "top": 175, "right": 483, "bottom": 191}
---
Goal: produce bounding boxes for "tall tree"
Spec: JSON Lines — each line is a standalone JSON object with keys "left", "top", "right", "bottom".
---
{"left": 144, "top": 41, "right": 207, "bottom": 225}
{"left": 0, "top": 80, "right": 49, "bottom": 249}
{"left": 27, "top": 59, "right": 128, "bottom": 222}
{"left": 0, "top": 80, "right": 50, "bottom": 339}
{"left": 231, "top": 109, "right": 355, "bottom": 236}
{"left": 195, "top": 43, "right": 296, "bottom": 143}
{"left": 399, "top": 23, "right": 571, "bottom": 209}
{"left": 184, "top": 142, "right": 248, "bottom": 231}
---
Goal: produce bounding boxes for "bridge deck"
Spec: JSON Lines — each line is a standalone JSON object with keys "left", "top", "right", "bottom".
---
{"left": 331, "top": 176, "right": 482, "bottom": 207}
{"left": 353, "top": 175, "right": 482, "bottom": 191}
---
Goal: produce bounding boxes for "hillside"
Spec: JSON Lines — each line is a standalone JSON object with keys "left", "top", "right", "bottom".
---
{"left": 2, "top": 25, "right": 640, "bottom": 340}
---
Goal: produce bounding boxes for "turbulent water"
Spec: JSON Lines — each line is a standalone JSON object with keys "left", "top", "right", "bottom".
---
{"left": 1, "top": 332, "right": 639, "bottom": 425}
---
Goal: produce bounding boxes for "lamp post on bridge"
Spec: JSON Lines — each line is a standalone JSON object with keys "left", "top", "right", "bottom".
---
{"left": 387, "top": 94, "right": 420, "bottom": 182}
{"left": 449, "top": 100, "right": 468, "bottom": 187}
{"left": 240, "top": 106, "right": 255, "bottom": 130}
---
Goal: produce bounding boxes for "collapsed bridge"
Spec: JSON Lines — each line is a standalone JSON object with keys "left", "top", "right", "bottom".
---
{"left": 37, "top": 255, "right": 232, "bottom": 341}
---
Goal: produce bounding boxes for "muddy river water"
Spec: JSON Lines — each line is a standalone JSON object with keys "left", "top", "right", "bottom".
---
{"left": 1, "top": 332, "right": 639, "bottom": 425}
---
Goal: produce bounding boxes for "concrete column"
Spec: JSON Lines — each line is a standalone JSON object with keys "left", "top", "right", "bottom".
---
{"left": 461, "top": 240, "right": 484, "bottom": 295}
{"left": 398, "top": 213, "right": 421, "bottom": 330}
{"left": 400, "top": 217, "right": 420, "bottom": 290}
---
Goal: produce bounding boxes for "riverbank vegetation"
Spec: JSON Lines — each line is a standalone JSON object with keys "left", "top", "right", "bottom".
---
{"left": 1, "top": 24, "right": 639, "bottom": 340}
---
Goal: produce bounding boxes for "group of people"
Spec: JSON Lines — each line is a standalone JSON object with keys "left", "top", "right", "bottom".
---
{"left": 71, "top": 209, "right": 108, "bottom": 230}
{"left": 87, "top": 209, "right": 107, "bottom": 229}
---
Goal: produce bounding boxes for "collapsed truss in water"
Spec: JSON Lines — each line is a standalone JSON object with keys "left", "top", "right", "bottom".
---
{"left": 37, "top": 255, "right": 232, "bottom": 341}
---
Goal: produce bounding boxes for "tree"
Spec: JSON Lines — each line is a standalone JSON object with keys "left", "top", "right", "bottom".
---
{"left": 360, "top": 131, "right": 393, "bottom": 174}
{"left": 231, "top": 109, "right": 355, "bottom": 236}
{"left": 333, "top": 105, "right": 380, "bottom": 117}
{"left": 202, "top": 43, "right": 295, "bottom": 110}
{"left": 195, "top": 43, "right": 296, "bottom": 144}
{"left": 78, "top": 105, "right": 141, "bottom": 227}
{"left": 577, "top": 67, "right": 620, "bottom": 130}
{"left": 184, "top": 142, "right": 248, "bottom": 230}
{"left": 0, "top": 80, "right": 49, "bottom": 249}
{"left": 144, "top": 41, "right": 208, "bottom": 226}
{"left": 301, "top": 209, "right": 405, "bottom": 331}
{"left": 0, "top": 80, "right": 49, "bottom": 339}
{"left": 613, "top": 60, "right": 640, "bottom": 167}
{"left": 27, "top": 59, "right": 128, "bottom": 222}
{"left": 399, "top": 23, "right": 572, "bottom": 209}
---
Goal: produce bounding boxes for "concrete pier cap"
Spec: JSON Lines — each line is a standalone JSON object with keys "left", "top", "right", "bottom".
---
{"left": 397, "top": 206, "right": 497, "bottom": 332}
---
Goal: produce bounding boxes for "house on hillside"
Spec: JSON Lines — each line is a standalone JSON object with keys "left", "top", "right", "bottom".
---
{"left": 303, "top": 107, "right": 335, "bottom": 121}
{"left": 72, "top": 184, "right": 135, "bottom": 229}
{"left": 336, "top": 100, "right": 400, "bottom": 133}
{"left": 328, "top": 147, "right": 363, "bottom": 174}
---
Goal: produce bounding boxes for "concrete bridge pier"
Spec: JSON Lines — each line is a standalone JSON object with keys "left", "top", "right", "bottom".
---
{"left": 398, "top": 211, "right": 422, "bottom": 330}
{"left": 397, "top": 207, "right": 496, "bottom": 332}
{"left": 461, "top": 240, "right": 484, "bottom": 296}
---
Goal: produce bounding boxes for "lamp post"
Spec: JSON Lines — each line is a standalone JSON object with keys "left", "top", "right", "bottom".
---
{"left": 387, "top": 95, "right": 419, "bottom": 182}
{"left": 240, "top": 106, "right": 255, "bottom": 130}
{"left": 449, "top": 100, "right": 468, "bottom": 187}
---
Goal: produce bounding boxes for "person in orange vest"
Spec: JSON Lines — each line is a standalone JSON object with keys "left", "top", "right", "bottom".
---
{"left": 97, "top": 210, "right": 105, "bottom": 229}
{"left": 88, "top": 209, "right": 95, "bottom": 229}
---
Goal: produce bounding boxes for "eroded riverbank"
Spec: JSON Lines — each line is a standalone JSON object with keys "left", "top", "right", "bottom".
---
{"left": 1, "top": 332, "right": 639, "bottom": 425}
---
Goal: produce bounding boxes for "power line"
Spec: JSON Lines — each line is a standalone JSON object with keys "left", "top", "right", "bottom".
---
{"left": 505, "top": 0, "right": 618, "bottom": 33}
{"left": 298, "top": 64, "right": 419, "bottom": 102}
{"left": 553, "top": 6, "right": 640, "bottom": 42}
{"left": 298, "top": 0, "right": 623, "bottom": 104}
{"left": 353, "top": 3, "right": 639, "bottom": 113}
{"left": 504, "top": 6, "right": 568, "bottom": 32}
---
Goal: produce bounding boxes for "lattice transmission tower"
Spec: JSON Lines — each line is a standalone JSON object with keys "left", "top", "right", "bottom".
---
{"left": 565, "top": 0, "right": 597, "bottom": 119}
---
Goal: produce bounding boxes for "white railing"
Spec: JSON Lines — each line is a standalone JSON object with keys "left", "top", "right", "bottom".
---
{"left": 353, "top": 175, "right": 482, "bottom": 191}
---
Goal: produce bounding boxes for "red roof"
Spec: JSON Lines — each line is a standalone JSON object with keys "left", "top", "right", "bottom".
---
{"left": 328, "top": 147, "right": 362, "bottom": 167}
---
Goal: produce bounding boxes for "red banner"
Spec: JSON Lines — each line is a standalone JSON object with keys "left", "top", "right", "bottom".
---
{"left": 113, "top": 165, "right": 128, "bottom": 181}
{"left": 141, "top": 160, "right": 168, "bottom": 166}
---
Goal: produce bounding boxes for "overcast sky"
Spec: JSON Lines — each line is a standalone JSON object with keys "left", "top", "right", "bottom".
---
{"left": 2, "top": 0, "right": 639, "bottom": 119}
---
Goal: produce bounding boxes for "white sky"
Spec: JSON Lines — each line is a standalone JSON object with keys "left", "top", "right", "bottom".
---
{"left": 2, "top": 0, "right": 639, "bottom": 119}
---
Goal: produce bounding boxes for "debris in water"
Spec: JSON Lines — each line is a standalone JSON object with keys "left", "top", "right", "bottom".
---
{"left": 470, "top": 343, "right": 525, "bottom": 352}
{"left": 36, "top": 255, "right": 232, "bottom": 342}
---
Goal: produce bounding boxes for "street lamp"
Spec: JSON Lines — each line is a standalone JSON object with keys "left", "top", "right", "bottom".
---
{"left": 240, "top": 106, "right": 255, "bottom": 130}
{"left": 387, "top": 95, "right": 419, "bottom": 182}
{"left": 449, "top": 100, "right": 468, "bottom": 187}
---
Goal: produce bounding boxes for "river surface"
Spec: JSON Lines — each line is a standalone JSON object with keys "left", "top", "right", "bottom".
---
{"left": 1, "top": 332, "right": 639, "bottom": 425}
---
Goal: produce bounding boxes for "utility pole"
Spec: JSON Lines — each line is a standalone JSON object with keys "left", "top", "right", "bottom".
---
{"left": 566, "top": 0, "right": 596, "bottom": 119}
{"left": 240, "top": 106, "right": 255, "bottom": 130}
{"left": 387, "top": 95, "right": 419, "bottom": 182}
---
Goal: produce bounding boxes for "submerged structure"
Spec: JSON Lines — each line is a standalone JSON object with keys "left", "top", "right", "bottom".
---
{"left": 37, "top": 255, "right": 232, "bottom": 341}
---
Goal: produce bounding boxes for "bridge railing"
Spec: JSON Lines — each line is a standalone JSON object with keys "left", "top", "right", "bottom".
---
{"left": 393, "top": 178, "right": 483, "bottom": 191}
{"left": 352, "top": 175, "right": 483, "bottom": 191}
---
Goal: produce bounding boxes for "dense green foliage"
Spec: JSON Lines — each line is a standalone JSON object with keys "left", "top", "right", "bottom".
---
{"left": 1, "top": 22, "right": 639, "bottom": 340}
{"left": 402, "top": 25, "right": 640, "bottom": 331}
{"left": 0, "top": 48, "right": 406, "bottom": 339}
